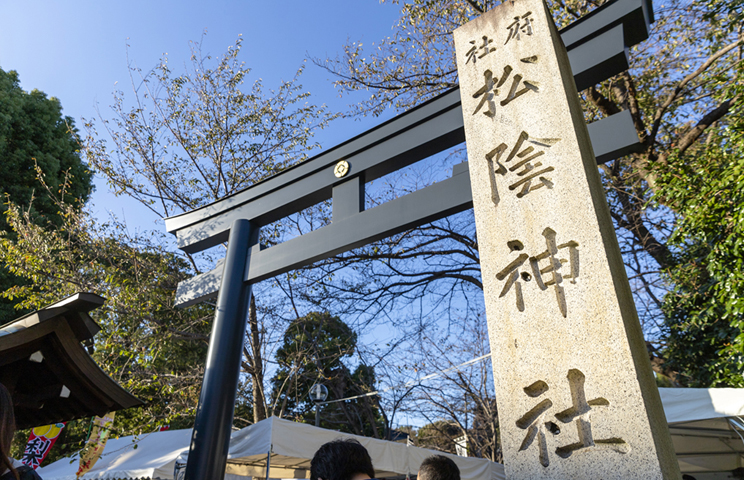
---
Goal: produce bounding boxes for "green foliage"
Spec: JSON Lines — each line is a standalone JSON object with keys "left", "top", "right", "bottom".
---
{"left": 0, "top": 190, "right": 213, "bottom": 456}
{"left": 76, "top": 35, "right": 340, "bottom": 432}
{"left": 415, "top": 420, "right": 461, "bottom": 455}
{"left": 0, "top": 68, "right": 93, "bottom": 323}
{"left": 656, "top": 104, "right": 744, "bottom": 386}
{"left": 272, "top": 311, "right": 356, "bottom": 416}
{"left": 271, "top": 312, "right": 384, "bottom": 437}
{"left": 0, "top": 68, "right": 92, "bottom": 227}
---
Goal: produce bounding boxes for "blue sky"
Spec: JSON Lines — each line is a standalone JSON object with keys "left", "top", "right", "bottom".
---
{"left": 0, "top": 0, "right": 402, "bottom": 229}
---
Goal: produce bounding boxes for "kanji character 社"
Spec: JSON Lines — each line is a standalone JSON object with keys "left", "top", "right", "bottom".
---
{"left": 516, "top": 379, "right": 560, "bottom": 467}
{"left": 465, "top": 35, "right": 496, "bottom": 64}
{"left": 554, "top": 369, "right": 630, "bottom": 458}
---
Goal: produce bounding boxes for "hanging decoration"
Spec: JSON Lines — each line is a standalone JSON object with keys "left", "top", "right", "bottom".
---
{"left": 76, "top": 412, "right": 115, "bottom": 478}
{"left": 21, "top": 423, "right": 66, "bottom": 469}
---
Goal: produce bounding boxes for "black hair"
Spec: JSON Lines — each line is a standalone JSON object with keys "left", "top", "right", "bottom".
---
{"left": 310, "top": 438, "right": 375, "bottom": 480}
{"left": 0, "top": 384, "right": 18, "bottom": 480}
{"left": 418, "top": 454, "right": 460, "bottom": 480}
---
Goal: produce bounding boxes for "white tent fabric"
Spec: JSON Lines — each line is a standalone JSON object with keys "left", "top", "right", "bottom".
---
{"left": 659, "top": 388, "right": 744, "bottom": 479}
{"left": 659, "top": 387, "right": 744, "bottom": 423}
{"left": 38, "top": 417, "right": 504, "bottom": 480}
{"left": 223, "top": 416, "right": 504, "bottom": 479}
{"left": 37, "top": 428, "right": 194, "bottom": 480}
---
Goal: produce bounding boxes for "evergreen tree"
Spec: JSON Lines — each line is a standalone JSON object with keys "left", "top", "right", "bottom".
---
{"left": 271, "top": 312, "right": 384, "bottom": 437}
{"left": 0, "top": 68, "right": 93, "bottom": 323}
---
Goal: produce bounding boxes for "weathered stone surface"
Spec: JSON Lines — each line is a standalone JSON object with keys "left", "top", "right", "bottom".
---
{"left": 453, "top": 1, "right": 680, "bottom": 478}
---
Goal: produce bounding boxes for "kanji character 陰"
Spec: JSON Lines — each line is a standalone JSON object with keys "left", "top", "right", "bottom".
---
{"left": 485, "top": 131, "right": 556, "bottom": 201}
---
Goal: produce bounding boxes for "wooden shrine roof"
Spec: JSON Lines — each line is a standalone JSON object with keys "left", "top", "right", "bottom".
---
{"left": 0, "top": 293, "right": 143, "bottom": 429}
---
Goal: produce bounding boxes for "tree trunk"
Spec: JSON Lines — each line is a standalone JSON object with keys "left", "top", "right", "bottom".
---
{"left": 248, "top": 295, "right": 267, "bottom": 423}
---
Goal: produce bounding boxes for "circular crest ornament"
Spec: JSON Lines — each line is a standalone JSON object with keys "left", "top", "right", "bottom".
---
{"left": 333, "top": 160, "right": 350, "bottom": 178}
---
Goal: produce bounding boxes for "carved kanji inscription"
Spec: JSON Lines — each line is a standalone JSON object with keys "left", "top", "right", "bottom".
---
{"left": 506, "top": 11, "right": 536, "bottom": 44}
{"left": 465, "top": 35, "right": 496, "bottom": 64}
{"left": 496, "top": 229, "right": 579, "bottom": 317}
{"left": 472, "top": 63, "right": 540, "bottom": 117}
{"left": 486, "top": 130, "right": 560, "bottom": 204}
{"left": 517, "top": 369, "right": 630, "bottom": 467}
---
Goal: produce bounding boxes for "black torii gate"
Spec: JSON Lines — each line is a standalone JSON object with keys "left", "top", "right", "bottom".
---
{"left": 164, "top": 0, "right": 654, "bottom": 477}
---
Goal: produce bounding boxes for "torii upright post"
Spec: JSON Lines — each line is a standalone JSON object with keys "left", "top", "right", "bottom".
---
{"left": 454, "top": 1, "right": 679, "bottom": 478}
{"left": 184, "top": 219, "right": 256, "bottom": 480}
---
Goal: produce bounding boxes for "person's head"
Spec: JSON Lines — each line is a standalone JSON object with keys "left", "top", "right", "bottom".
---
{"left": 0, "top": 383, "right": 17, "bottom": 478}
{"left": 310, "top": 438, "right": 375, "bottom": 480}
{"left": 418, "top": 454, "right": 460, "bottom": 480}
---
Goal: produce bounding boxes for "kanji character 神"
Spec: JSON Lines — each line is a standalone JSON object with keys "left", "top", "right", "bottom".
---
{"left": 495, "top": 230, "right": 578, "bottom": 314}
{"left": 529, "top": 228, "right": 579, "bottom": 318}
{"left": 495, "top": 240, "right": 531, "bottom": 311}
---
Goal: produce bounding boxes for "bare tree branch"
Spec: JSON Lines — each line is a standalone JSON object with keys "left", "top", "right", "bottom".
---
{"left": 649, "top": 36, "right": 744, "bottom": 145}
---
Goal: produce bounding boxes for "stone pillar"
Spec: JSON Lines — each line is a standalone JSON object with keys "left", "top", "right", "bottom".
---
{"left": 453, "top": 1, "right": 680, "bottom": 478}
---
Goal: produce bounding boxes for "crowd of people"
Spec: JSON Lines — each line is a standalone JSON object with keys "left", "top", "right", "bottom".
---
{"left": 310, "top": 438, "right": 461, "bottom": 480}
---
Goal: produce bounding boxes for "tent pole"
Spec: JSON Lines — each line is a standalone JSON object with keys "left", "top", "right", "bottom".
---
{"left": 265, "top": 448, "right": 272, "bottom": 480}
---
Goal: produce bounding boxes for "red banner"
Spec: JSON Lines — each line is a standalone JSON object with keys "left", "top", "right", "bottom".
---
{"left": 21, "top": 423, "right": 66, "bottom": 469}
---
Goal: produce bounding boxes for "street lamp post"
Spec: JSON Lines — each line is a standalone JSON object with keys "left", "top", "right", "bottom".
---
{"left": 309, "top": 383, "right": 328, "bottom": 427}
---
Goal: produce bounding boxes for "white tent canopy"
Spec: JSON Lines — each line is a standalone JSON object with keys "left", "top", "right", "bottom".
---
{"left": 38, "top": 417, "right": 504, "bottom": 480}
{"left": 222, "top": 416, "right": 503, "bottom": 479}
{"left": 659, "top": 388, "right": 744, "bottom": 479}
{"left": 37, "top": 428, "right": 193, "bottom": 480}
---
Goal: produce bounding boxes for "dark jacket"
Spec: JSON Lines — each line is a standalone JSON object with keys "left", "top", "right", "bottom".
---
{"left": 0, "top": 465, "right": 43, "bottom": 480}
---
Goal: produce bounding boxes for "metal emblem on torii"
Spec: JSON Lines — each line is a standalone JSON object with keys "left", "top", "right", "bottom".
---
{"left": 164, "top": 0, "right": 656, "bottom": 478}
